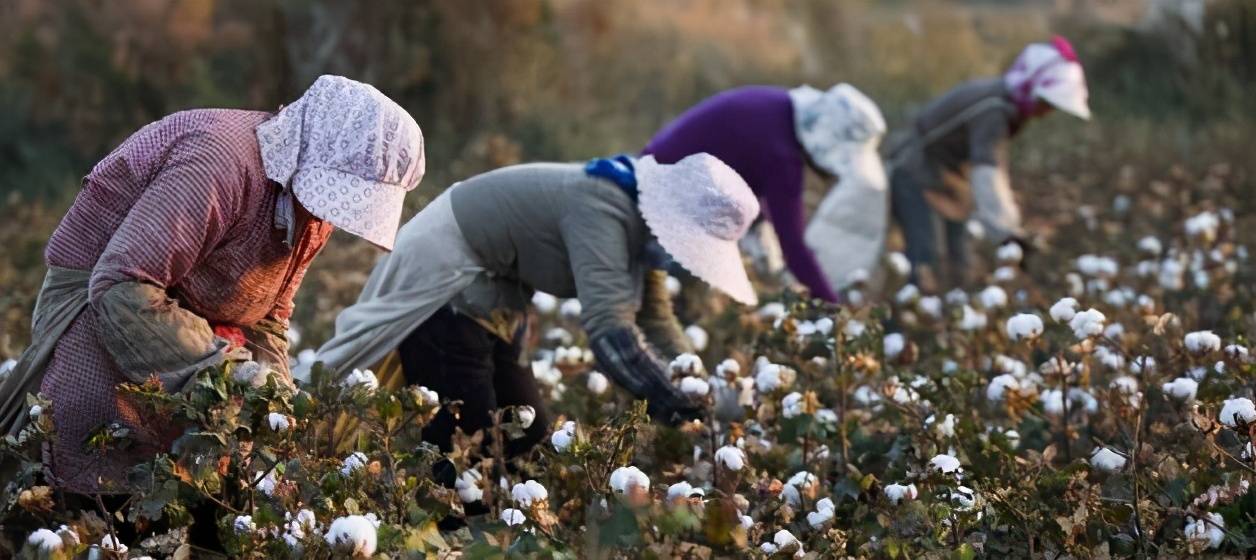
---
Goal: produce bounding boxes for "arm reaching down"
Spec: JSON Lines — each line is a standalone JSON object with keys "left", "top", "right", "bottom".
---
{"left": 966, "top": 111, "right": 1023, "bottom": 243}
{"left": 636, "top": 268, "right": 694, "bottom": 358}
{"left": 763, "top": 166, "right": 839, "bottom": 302}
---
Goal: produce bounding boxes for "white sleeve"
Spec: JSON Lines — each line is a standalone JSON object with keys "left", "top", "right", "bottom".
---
{"left": 970, "top": 164, "right": 1023, "bottom": 242}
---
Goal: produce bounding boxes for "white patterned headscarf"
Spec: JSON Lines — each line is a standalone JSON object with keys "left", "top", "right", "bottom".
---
{"left": 256, "top": 75, "right": 425, "bottom": 250}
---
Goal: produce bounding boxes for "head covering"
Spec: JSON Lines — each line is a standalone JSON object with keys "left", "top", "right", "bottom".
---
{"left": 1004, "top": 36, "right": 1092, "bottom": 121}
{"left": 256, "top": 75, "right": 425, "bottom": 250}
{"left": 635, "top": 153, "right": 759, "bottom": 306}
{"left": 788, "top": 83, "right": 888, "bottom": 193}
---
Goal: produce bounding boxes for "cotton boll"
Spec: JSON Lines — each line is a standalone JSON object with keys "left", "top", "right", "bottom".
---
{"left": 715, "top": 359, "right": 741, "bottom": 378}
{"left": 1089, "top": 447, "right": 1127, "bottom": 472}
{"left": 958, "top": 305, "right": 988, "bottom": 331}
{"left": 99, "top": 534, "right": 128, "bottom": 554}
{"left": 843, "top": 320, "right": 866, "bottom": 338}
{"left": 1066, "top": 273, "right": 1085, "bottom": 296}
{"left": 544, "top": 327, "right": 574, "bottom": 346}
{"left": 27, "top": 528, "right": 63, "bottom": 554}
{"left": 1136, "top": 260, "right": 1159, "bottom": 278}
{"left": 1005, "top": 313, "right": 1044, "bottom": 341}
{"left": 586, "top": 371, "right": 610, "bottom": 395}
{"left": 895, "top": 284, "right": 920, "bottom": 304}
{"left": 670, "top": 353, "right": 705, "bottom": 376}
{"left": 296, "top": 348, "right": 317, "bottom": 367}
{"left": 950, "top": 486, "right": 977, "bottom": 511}
{"left": 996, "top": 241, "right": 1023, "bottom": 263}
{"left": 757, "top": 302, "right": 787, "bottom": 321}
{"left": 795, "top": 320, "right": 818, "bottom": 338}
{"left": 679, "top": 376, "right": 711, "bottom": 397}
{"left": 918, "top": 296, "right": 943, "bottom": 318}
{"left": 1219, "top": 398, "right": 1256, "bottom": 427}
{"left": 806, "top": 508, "right": 834, "bottom": 529}
{"left": 929, "top": 454, "right": 962, "bottom": 475}
{"left": 1068, "top": 309, "right": 1106, "bottom": 339}
{"left": 325, "top": 515, "right": 379, "bottom": 557}
{"left": 755, "top": 363, "right": 788, "bottom": 393}
{"left": 456, "top": 470, "right": 484, "bottom": 503}
{"left": 930, "top": 413, "right": 956, "bottom": 438}
{"left": 500, "top": 508, "right": 526, "bottom": 526}
{"left": 815, "top": 408, "right": 838, "bottom": 427}
{"left": 511, "top": 480, "right": 548, "bottom": 507}
{"left": 993, "top": 266, "right": 1017, "bottom": 282}
{"left": 853, "top": 385, "right": 882, "bottom": 407}
{"left": 531, "top": 292, "right": 559, "bottom": 314}
{"left": 256, "top": 470, "right": 278, "bottom": 496}
{"left": 1183, "top": 512, "right": 1225, "bottom": 550}
{"left": 884, "top": 482, "right": 919, "bottom": 505}
{"left": 341, "top": 368, "right": 379, "bottom": 393}
{"left": 1185, "top": 331, "right": 1222, "bottom": 354}
{"left": 609, "top": 466, "right": 651, "bottom": 495}
{"left": 979, "top": 286, "right": 1007, "bottom": 309}
{"left": 781, "top": 392, "right": 804, "bottom": 418}
{"left": 715, "top": 445, "right": 747, "bottom": 471}
{"left": 666, "top": 481, "right": 705, "bottom": 502}
{"left": 1129, "top": 356, "right": 1156, "bottom": 375}
{"left": 1184, "top": 211, "right": 1220, "bottom": 242}
{"left": 559, "top": 298, "right": 582, "bottom": 319}
{"left": 1095, "top": 346, "right": 1126, "bottom": 371}
{"left": 267, "top": 412, "right": 291, "bottom": 432}
{"left": 1161, "top": 377, "right": 1199, "bottom": 401}
{"left": 1138, "top": 236, "right": 1162, "bottom": 255}
{"left": 887, "top": 252, "right": 912, "bottom": 277}
{"left": 551, "top": 421, "right": 576, "bottom": 453}
{"left": 1224, "top": 344, "right": 1250, "bottom": 362}
{"left": 684, "top": 325, "right": 709, "bottom": 351}
{"left": 232, "top": 515, "right": 256, "bottom": 534}
{"left": 986, "top": 374, "right": 1022, "bottom": 403}
{"left": 781, "top": 472, "right": 817, "bottom": 507}
{"left": 883, "top": 333, "right": 906, "bottom": 359}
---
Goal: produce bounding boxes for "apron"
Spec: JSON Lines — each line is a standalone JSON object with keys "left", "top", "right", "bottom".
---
{"left": 0, "top": 267, "right": 91, "bottom": 437}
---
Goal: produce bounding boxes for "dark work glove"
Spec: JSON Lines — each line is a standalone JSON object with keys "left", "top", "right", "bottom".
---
{"left": 591, "top": 326, "right": 703, "bottom": 425}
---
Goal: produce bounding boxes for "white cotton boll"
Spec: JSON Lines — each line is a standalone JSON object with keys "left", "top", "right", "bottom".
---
{"left": 997, "top": 241, "right": 1023, "bottom": 263}
{"left": 781, "top": 392, "right": 804, "bottom": 418}
{"left": 887, "top": 252, "right": 912, "bottom": 277}
{"left": 755, "top": 363, "right": 784, "bottom": 393}
{"left": 806, "top": 507, "right": 835, "bottom": 529}
{"left": 1162, "top": 377, "right": 1199, "bottom": 401}
{"left": 500, "top": 508, "right": 526, "bottom": 527}
{"left": 1138, "top": 236, "right": 1162, "bottom": 255}
{"left": 1095, "top": 346, "right": 1125, "bottom": 371}
{"left": 27, "top": 528, "right": 63, "bottom": 554}
{"left": 883, "top": 333, "right": 906, "bottom": 359}
{"left": 816, "top": 408, "right": 838, "bottom": 427}
{"left": 267, "top": 412, "right": 290, "bottom": 432}
{"left": 341, "top": 368, "right": 379, "bottom": 393}
{"left": 761, "top": 542, "right": 779, "bottom": 555}
{"left": 854, "top": 385, "right": 881, "bottom": 407}
{"left": 324, "top": 515, "right": 377, "bottom": 557}
{"left": 884, "top": 483, "right": 919, "bottom": 505}
{"left": 1224, "top": 344, "right": 1250, "bottom": 361}
{"left": 340, "top": 452, "right": 368, "bottom": 477}
{"left": 663, "top": 275, "right": 683, "bottom": 296}
{"left": 986, "top": 374, "right": 1022, "bottom": 403}
{"left": 958, "top": 305, "right": 988, "bottom": 331}
{"left": 943, "top": 359, "right": 959, "bottom": 375}
{"left": 1005, "top": 313, "right": 1044, "bottom": 341}
{"left": 945, "top": 288, "right": 969, "bottom": 306}
{"left": 813, "top": 317, "right": 834, "bottom": 336}
{"left": 715, "top": 359, "right": 741, "bottom": 378}
{"left": 888, "top": 383, "right": 920, "bottom": 405}
{"left": 551, "top": 421, "right": 576, "bottom": 453}
{"left": 455, "top": 470, "right": 484, "bottom": 503}
{"left": 1160, "top": 259, "right": 1186, "bottom": 290}
{"left": 1089, "top": 447, "right": 1127, "bottom": 473}
{"left": 966, "top": 219, "right": 986, "bottom": 239}
{"left": 1184, "top": 211, "right": 1220, "bottom": 241}
{"left": 559, "top": 298, "right": 582, "bottom": 319}
{"left": 28, "top": 404, "right": 42, "bottom": 420}
{"left": 1104, "top": 323, "right": 1126, "bottom": 340}
{"left": 1104, "top": 289, "right": 1130, "bottom": 308}
{"left": 515, "top": 405, "right": 536, "bottom": 429}
{"left": 1185, "top": 331, "right": 1222, "bottom": 354}
{"left": 1136, "top": 260, "right": 1159, "bottom": 278}
{"left": 1130, "top": 356, "right": 1156, "bottom": 374}
{"left": 993, "top": 266, "right": 1017, "bottom": 282}
{"left": 795, "top": 320, "right": 818, "bottom": 338}
{"left": 931, "top": 413, "right": 956, "bottom": 438}
{"left": 1184, "top": 512, "right": 1225, "bottom": 550}
{"left": 684, "top": 325, "right": 709, "bottom": 351}
{"left": 1076, "top": 254, "right": 1119, "bottom": 278}
{"left": 233, "top": 361, "right": 270, "bottom": 388}
{"left": 951, "top": 486, "right": 977, "bottom": 511}
{"left": 544, "top": 328, "right": 573, "bottom": 346}
{"left": 918, "top": 296, "right": 943, "bottom": 318}
{"left": 666, "top": 481, "right": 704, "bottom": 501}
{"left": 843, "top": 320, "right": 866, "bottom": 338}
{"left": 586, "top": 371, "right": 610, "bottom": 395}
{"left": 757, "top": 302, "right": 787, "bottom": 321}
{"left": 670, "top": 353, "right": 705, "bottom": 376}
{"left": 511, "top": 480, "right": 548, "bottom": 507}
{"left": 895, "top": 284, "right": 920, "bottom": 304}
{"left": 609, "top": 466, "right": 651, "bottom": 495}
{"left": 679, "top": 376, "right": 710, "bottom": 397}
{"left": 1111, "top": 376, "right": 1139, "bottom": 395}
{"left": 1219, "top": 398, "right": 1256, "bottom": 427}
{"left": 929, "top": 454, "right": 962, "bottom": 475}
{"left": 415, "top": 386, "right": 439, "bottom": 407}
{"left": 1066, "top": 273, "right": 1085, "bottom": 296}
{"left": 531, "top": 292, "right": 559, "bottom": 314}
{"left": 257, "top": 470, "right": 278, "bottom": 496}
{"left": 979, "top": 286, "right": 1007, "bottom": 309}
{"left": 233, "top": 515, "right": 256, "bottom": 534}
{"left": 99, "top": 534, "right": 128, "bottom": 554}
{"left": 1068, "top": 308, "right": 1106, "bottom": 339}
{"left": 715, "top": 445, "right": 747, "bottom": 471}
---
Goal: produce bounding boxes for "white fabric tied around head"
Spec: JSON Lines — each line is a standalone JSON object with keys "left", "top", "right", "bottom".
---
{"left": 256, "top": 75, "right": 425, "bottom": 250}
{"left": 789, "top": 83, "right": 887, "bottom": 187}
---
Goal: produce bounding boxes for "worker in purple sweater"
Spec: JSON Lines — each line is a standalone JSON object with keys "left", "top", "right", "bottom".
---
{"left": 644, "top": 84, "right": 887, "bottom": 302}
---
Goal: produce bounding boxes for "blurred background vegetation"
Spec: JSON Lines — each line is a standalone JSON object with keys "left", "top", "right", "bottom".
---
{"left": 1, "top": 0, "right": 1254, "bottom": 353}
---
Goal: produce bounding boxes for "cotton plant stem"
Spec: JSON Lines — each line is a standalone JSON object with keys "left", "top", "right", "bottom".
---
{"left": 1131, "top": 405, "right": 1146, "bottom": 559}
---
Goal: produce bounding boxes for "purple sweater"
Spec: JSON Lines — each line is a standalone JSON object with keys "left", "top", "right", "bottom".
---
{"left": 643, "top": 86, "right": 837, "bottom": 302}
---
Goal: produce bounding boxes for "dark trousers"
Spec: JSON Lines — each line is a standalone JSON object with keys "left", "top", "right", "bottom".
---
{"left": 397, "top": 306, "right": 549, "bottom": 458}
{"left": 889, "top": 167, "right": 969, "bottom": 278}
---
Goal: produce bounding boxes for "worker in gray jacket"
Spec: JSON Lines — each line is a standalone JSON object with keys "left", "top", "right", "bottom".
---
{"left": 308, "top": 153, "right": 760, "bottom": 454}
{"left": 888, "top": 37, "right": 1091, "bottom": 288}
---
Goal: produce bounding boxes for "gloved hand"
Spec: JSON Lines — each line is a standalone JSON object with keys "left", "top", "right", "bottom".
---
{"left": 590, "top": 326, "right": 705, "bottom": 425}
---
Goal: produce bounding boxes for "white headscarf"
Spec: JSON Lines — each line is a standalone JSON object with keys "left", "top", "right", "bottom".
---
{"left": 256, "top": 75, "right": 425, "bottom": 250}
